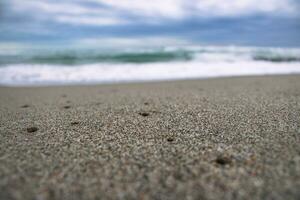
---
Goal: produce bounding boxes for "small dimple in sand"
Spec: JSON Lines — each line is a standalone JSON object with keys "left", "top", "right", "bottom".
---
{"left": 27, "top": 127, "right": 38, "bottom": 133}
{"left": 139, "top": 112, "right": 150, "bottom": 117}
{"left": 167, "top": 137, "right": 174, "bottom": 142}
{"left": 215, "top": 155, "right": 232, "bottom": 166}
{"left": 63, "top": 105, "right": 71, "bottom": 109}
{"left": 71, "top": 121, "right": 79, "bottom": 125}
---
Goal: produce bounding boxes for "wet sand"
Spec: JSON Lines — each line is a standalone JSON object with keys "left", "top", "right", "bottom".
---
{"left": 0, "top": 75, "right": 300, "bottom": 200}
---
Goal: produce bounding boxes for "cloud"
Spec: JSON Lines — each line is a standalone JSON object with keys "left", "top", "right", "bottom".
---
{"left": 9, "top": 0, "right": 124, "bottom": 25}
{"left": 93, "top": 0, "right": 297, "bottom": 19}
{"left": 75, "top": 36, "right": 191, "bottom": 48}
{"left": 190, "top": 0, "right": 296, "bottom": 17}
{"left": 11, "top": 0, "right": 103, "bottom": 15}
{"left": 5, "top": 0, "right": 298, "bottom": 27}
{"left": 1, "top": 0, "right": 299, "bottom": 46}
{"left": 55, "top": 15, "right": 127, "bottom": 26}
{"left": 94, "top": 0, "right": 185, "bottom": 19}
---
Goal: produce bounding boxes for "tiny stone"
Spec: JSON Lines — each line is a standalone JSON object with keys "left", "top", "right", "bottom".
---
{"left": 21, "top": 104, "right": 30, "bottom": 108}
{"left": 71, "top": 121, "right": 79, "bottom": 125}
{"left": 144, "top": 102, "right": 149, "bottom": 105}
{"left": 63, "top": 105, "right": 71, "bottom": 109}
{"left": 167, "top": 137, "right": 174, "bottom": 142}
{"left": 27, "top": 127, "right": 38, "bottom": 133}
{"left": 139, "top": 112, "right": 149, "bottom": 117}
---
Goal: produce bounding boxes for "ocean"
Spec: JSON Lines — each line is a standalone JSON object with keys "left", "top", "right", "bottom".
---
{"left": 0, "top": 45, "right": 300, "bottom": 86}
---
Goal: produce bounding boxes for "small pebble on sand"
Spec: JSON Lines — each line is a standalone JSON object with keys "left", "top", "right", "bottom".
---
{"left": 139, "top": 112, "right": 149, "bottom": 117}
{"left": 27, "top": 127, "right": 38, "bottom": 133}
{"left": 21, "top": 104, "right": 30, "bottom": 108}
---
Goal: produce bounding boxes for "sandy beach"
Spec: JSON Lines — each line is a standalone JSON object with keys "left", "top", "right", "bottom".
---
{"left": 0, "top": 75, "right": 300, "bottom": 200}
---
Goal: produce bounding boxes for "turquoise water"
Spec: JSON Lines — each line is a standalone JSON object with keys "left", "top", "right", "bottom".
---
{"left": 0, "top": 46, "right": 299, "bottom": 66}
{"left": 0, "top": 51, "right": 192, "bottom": 65}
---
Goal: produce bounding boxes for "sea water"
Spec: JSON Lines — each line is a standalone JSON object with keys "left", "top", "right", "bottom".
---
{"left": 0, "top": 45, "right": 300, "bottom": 86}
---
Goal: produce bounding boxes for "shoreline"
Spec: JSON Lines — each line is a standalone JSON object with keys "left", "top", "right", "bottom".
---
{"left": 1, "top": 74, "right": 300, "bottom": 199}
{"left": 1, "top": 73, "right": 300, "bottom": 88}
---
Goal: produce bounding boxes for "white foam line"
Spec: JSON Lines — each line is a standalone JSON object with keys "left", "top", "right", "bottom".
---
{"left": 1, "top": 61, "right": 300, "bottom": 86}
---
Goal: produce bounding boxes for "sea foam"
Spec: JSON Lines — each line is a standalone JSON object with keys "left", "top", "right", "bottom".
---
{"left": 1, "top": 61, "right": 300, "bottom": 86}
{"left": 0, "top": 46, "right": 299, "bottom": 85}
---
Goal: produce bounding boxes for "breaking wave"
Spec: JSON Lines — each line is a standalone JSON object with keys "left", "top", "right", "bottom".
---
{"left": 0, "top": 46, "right": 299, "bottom": 85}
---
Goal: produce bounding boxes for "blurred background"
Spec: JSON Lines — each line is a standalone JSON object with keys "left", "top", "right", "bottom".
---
{"left": 0, "top": 0, "right": 300, "bottom": 85}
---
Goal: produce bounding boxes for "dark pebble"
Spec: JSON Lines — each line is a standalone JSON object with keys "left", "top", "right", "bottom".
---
{"left": 27, "top": 127, "right": 38, "bottom": 133}
{"left": 21, "top": 104, "right": 30, "bottom": 108}
{"left": 63, "top": 105, "right": 71, "bottom": 109}
{"left": 144, "top": 102, "right": 149, "bottom": 105}
{"left": 167, "top": 137, "right": 174, "bottom": 142}
{"left": 139, "top": 112, "right": 149, "bottom": 117}
{"left": 71, "top": 121, "right": 79, "bottom": 125}
{"left": 215, "top": 156, "right": 232, "bottom": 166}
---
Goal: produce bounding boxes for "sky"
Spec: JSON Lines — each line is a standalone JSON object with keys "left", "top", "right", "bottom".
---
{"left": 0, "top": 0, "right": 300, "bottom": 48}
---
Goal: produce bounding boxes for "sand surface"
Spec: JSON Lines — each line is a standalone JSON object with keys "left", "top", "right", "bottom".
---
{"left": 0, "top": 75, "right": 300, "bottom": 200}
